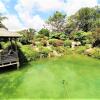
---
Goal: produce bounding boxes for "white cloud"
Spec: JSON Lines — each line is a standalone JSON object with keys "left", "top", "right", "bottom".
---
{"left": 0, "top": 1, "right": 24, "bottom": 31}
{"left": 0, "top": 1, "right": 7, "bottom": 13}
{"left": 15, "top": 0, "right": 64, "bottom": 12}
{"left": 1, "top": 0, "right": 99, "bottom": 31}
{"left": 15, "top": 0, "right": 47, "bottom": 30}
{"left": 63, "top": 0, "right": 98, "bottom": 15}
{"left": 2, "top": 14, "right": 25, "bottom": 31}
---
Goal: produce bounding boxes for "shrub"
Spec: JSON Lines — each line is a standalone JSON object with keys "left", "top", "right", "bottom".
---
{"left": 92, "top": 48, "right": 100, "bottom": 59}
{"left": 20, "top": 45, "right": 40, "bottom": 62}
{"left": 53, "top": 46, "right": 65, "bottom": 54}
{"left": 84, "top": 48, "right": 100, "bottom": 59}
{"left": 0, "top": 41, "right": 11, "bottom": 49}
{"left": 49, "top": 39, "right": 64, "bottom": 47}
{"left": 64, "top": 40, "right": 72, "bottom": 47}
{"left": 38, "top": 28, "right": 50, "bottom": 37}
{"left": 41, "top": 40, "right": 47, "bottom": 46}
{"left": 75, "top": 46, "right": 87, "bottom": 54}
{"left": 39, "top": 47, "right": 52, "bottom": 58}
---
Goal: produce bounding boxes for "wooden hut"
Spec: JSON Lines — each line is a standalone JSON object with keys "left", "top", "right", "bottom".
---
{"left": 0, "top": 28, "right": 21, "bottom": 69}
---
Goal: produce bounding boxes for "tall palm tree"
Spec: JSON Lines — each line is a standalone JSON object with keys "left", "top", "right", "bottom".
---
{"left": 0, "top": 14, "right": 8, "bottom": 30}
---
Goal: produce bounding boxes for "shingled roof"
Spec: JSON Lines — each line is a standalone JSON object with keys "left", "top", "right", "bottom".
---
{"left": 0, "top": 28, "right": 22, "bottom": 37}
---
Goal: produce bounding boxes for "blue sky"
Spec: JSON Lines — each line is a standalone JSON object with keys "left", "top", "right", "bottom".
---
{"left": 0, "top": 0, "right": 99, "bottom": 31}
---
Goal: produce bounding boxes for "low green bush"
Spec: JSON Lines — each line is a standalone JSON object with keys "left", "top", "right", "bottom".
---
{"left": 0, "top": 41, "right": 11, "bottom": 49}
{"left": 41, "top": 40, "right": 47, "bottom": 46}
{"left": 53, "top": 46, "right": 65, "bottom": 54}
{"left": 39, "top": 47, "right": 52, "bottom": 58}
{"left": 92, "top": 48, "right": 100, "bottom": 59}
{"left": 64, "top": 40, "right": 72, "bottom": 47}
{"left": 75, "top": 46, "right": 87, "bottom": 54}
{"left": 20, "top": 45, "right": 40, "bottom": 62}
{"left": 49, "top": 39, "right": 64, "bottom": 47}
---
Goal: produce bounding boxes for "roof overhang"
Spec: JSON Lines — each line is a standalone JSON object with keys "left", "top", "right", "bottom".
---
{"left": 0, "top": 28, "right": 22, "bottom": 38}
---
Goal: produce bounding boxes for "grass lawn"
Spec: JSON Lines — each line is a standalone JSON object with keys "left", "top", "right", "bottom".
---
{"left": 0, "top": 54, "right": 100, "bottom": 99}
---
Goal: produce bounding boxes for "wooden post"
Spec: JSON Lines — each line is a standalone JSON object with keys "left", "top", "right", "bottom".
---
{"left": 17, "top": 62, "right": 20, "bottom": 70}
{"left": 0, "top": 52, "right": 1, "bottom": 64}
{"left": 15, "top": 38, "right": 20, "bottom": 69}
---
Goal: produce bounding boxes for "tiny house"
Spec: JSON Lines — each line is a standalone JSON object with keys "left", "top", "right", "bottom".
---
{"left": 0, "top": 28, "right": 21, "bottom": 69}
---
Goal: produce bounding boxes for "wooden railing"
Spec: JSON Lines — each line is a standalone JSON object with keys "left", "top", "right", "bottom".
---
{"left": 0, "top": 48, "right": 18, "bottom": 65}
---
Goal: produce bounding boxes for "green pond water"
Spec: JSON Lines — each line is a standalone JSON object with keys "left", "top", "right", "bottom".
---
{"left": 0, "top": 54, "right": 100, "bottom": 99}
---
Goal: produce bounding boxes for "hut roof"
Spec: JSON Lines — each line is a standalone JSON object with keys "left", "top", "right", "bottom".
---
{"left": 0, "top": 28, "right": 22, "bottom": 38}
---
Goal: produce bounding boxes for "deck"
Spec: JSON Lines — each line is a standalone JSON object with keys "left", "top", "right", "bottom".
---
{"left": 0, "top": 49, "right": 19, "bottom": 69}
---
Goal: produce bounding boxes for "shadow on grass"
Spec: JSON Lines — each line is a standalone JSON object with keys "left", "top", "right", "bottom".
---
{"left": 0, "top": 65, "right": 17, "bottom": 74}
{"left": 0, "top": 47, "right": 29, "bottom": 74}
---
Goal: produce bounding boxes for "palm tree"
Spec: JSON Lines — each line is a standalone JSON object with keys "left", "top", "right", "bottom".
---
{"left": 0, "top": 14, "right": 8, "bottom": 30}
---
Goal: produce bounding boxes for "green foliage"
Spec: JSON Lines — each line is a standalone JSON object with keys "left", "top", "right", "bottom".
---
{"left": 20, "top": 45, "right": 40, "bottom": 61}
{"left": 75, "top": 46, "right": 87, "bottom": 54}
{"left": 19, "top": 28, "right": 35, "bottom": 44}
{"left": 49, "top": 39, "right": 64, "bottom": 47}
{"left": 76, "top": 7, "right": 98, "bottom": 32}
{"left": 39, "top": 47, "right": 52, "bottom": 58}
{"left": 47, "top": 11, "right": 66, "bottom": 32}
{"left": 91, "top": 48, "right": 100, "bottom": 59}
{"left": 53, "top": 46, "right": 65, "bottom": 54}
{"left": 41, "top": 40, "right": 47, "bottom": 46}
{"left": 92, "top": 28, "right": 100, "bottom": 47}
{"left": 84, "top": 48, "right": 100, "bottom": 59}
{"left": 72, "top": 31, "right": 93, "bottom": 45}
{"left": 66, "top": 7, "right": 100, "bottom": 33}
{"left": 49, "top": 32, "right": 67, "bottom": 40}
{"left": 38, "top": 28, "right": 50, "bottom": 37}
{"left": 0, "top": 41, "right": 11, "bottom": 49}
{"left": 64, "top": 40, "right": 72, "bottom": 47}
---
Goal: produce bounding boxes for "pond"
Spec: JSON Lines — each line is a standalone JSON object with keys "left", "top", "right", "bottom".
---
{"left": 0, "top": 54, "right": 100, "bottom": 99}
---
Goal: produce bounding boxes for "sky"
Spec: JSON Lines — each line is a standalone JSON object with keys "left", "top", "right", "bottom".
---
{"left": 0, "top": 0, "right": 100, "bottom": 31}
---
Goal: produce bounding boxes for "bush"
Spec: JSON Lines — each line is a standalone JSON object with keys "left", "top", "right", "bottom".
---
{"left": 0, "top": 41, "right": 11, "bottom": 49}
{"left": 20, "top": 45, "right": 40, "bottom": 61}
{"left": 92, "top": 48, "right": 100, "bottom": 59}
{"left": 84, "top": 48, "right": 100, "bottom": 59}
{"left": 39, "top": 47, "right": 52, "bottom": 58}
{"left": 49, "top": 39, "right": 64, "bottom": 47}
{"left": 41, "top": 40, "right": 47, "bottom": 46}
{"left": 64, "top": 40, "right": 72, "bottom": 47}
{"left": 53, "top": 46, "right": 65, "bottom": 54}
{"left": 38, "top": 28, "right": 50, "bottom": 37}
{"left": 75, "top": 46, "right": 87, "bottom": 54}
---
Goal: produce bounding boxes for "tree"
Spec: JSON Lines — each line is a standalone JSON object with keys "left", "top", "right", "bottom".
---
{"left": 19, "top": 28, "right": 36, "bottom": 44}
{"left": 93, "top": 6, "right": 100, "bottom": 28}
{"left": 47, "top": 11, "right": 67, "bottom": 33}
{"left": 76, "top": 7, "right": 96, "bottom": 32}
{"left": 68, "top": 7, "right": 100, "bottom": 32}
{"left": 0, "top": 14, "right": 7, "bottom": 29}
{"left": 38, "top": 28, "right": 50, "bottom": 37}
